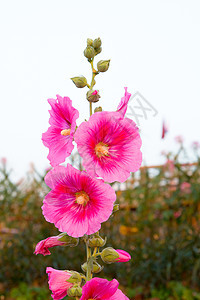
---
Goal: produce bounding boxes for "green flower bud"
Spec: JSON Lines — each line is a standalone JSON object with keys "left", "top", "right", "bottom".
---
{"left": 67, "top": 285, "right": 82, "bottom": 297}
{"left": 94, "top": 106, "right": 103, "bottom": 113}
{"left": 88, "top": 234, "right": 106, "bottom": 247}
{"left": 84, "top": 46, "right": 95, "bottom": 59}
{"left": 113, "top": 204, "right": 119, "bottom": 213}
{"left": 58, "top": 233, "right": 79, "bottom": 247}
{"left": 86, "top": 90, "right": 100, "bottom": 103}
{"left": 101, "top": 247, "right": 119, "bottom": 264}
{"left": 71, "top": 76, "right": 88, "bottom": 88}
{"left": 87, "top": 38, "right": 93, "bottom": 46}
{"left": 94, "top": 47, "right": 102, "bottom": 56}
{"left": 97, "top": 60, "right": 110, "bottom": 73}
{"left": 81, "top": 261, "right": 103, "bottom": 274}
{"left": 93, "top": 37, "right": 102, "bottom": 49}
{"left": 66, "top": 271, "right": 81, "bottom": 284}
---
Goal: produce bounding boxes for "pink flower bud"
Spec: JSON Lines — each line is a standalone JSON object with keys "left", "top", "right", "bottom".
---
{"left": 92, "top": 90, "right": 98, "bottom": 95}
{"left": 34, "top": 233, "right": 79, "bottom": 256}
{"left": 46, "top": 267, "right": 73, "bottom": 300}
{"left": 115, "top": 249, "right": 131, "bottom": 262}
{"left": 34, "top": 236, "right": 65, "bottom": 256}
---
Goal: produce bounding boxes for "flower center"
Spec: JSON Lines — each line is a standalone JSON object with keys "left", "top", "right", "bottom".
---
{"left": 61, "top": 129, "right": 71, "bottom": 136}
{"left": 75, "top": 191, "right": 89, "bottom": 206}
{"left": 95, "top": 142, "right": 109, "bottom": 158}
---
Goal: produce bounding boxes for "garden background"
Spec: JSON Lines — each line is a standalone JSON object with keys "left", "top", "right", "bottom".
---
{"left": 1, "top": 141, "right": 200, "bottom": 299}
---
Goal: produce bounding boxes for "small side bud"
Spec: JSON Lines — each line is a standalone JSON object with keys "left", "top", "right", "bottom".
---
{"left": 113, "top": 204, "right": 119, "bottom": 213}
{"left": 58, "top": 233, "right": 79, "bottom": 247}
{"left": 71, "top": 76, "right": 88, "bottom": 88}
{"left": 86, "top": 90, "right": 100, "bottom": 103}
{"left": 94, "top": 106, "right": 103, "bottom": 113}
{"left": 88, "top": 233, "right": 106, "bottom": 247}
{"left": 87, "top": 38, "right": 93, "bottom": 46}
{"left": 81, "top": 261, "right": 103, "bottom": 274}
{"left": 101, "top": 247, "right": 120, "bottom": 264}
{"left": 84, "top": 46, "right": 95, "bottom": 59}
{"left": 66, "top": 271, "right": 81, "bottom": 284}
{"left": 67, "top": 285, "right": 82, "bottom": 297}
{"left": 94, "top": 47, "right": 102, "bottom": 56}
{"left": 97, "top": 60, "right": 110, "bottom": 72}
{"left": 93, "top": 38, "right": 102, "bottom": 49}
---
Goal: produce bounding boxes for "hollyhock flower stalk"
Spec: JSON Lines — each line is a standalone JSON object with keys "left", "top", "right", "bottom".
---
{"left": 37, "top": 37, "right": 139, "bottom": 300}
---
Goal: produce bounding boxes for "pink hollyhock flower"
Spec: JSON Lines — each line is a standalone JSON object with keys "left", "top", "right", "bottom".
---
{"left": 42, "top": 164, "right": 116, "bottom": 237}
{"left": 174, "top": 210, "right": 182, "bottom": 219}
{"left": 74, "top": 111, "right": 142, "bottom": 183}
{"left": 117, "top": 87, "right": 131, "bottom": 117}
{"left": 46, "top": 267, "right": 72, "bottom": 300}
{"left": 42, "top": 95, "right": 79, "bottom": 167}
{"left": 165, "top": 159, "right": 175, "bottom": 174}
{"left": 34, "top": 233, "right": 75, "bottom": 256}
{"left": 80, "top": 277, "right": 129, "bottom": 300}
{"left": 180, "top": 182, "right": 191, "bottom": 194}
{"left": 115, "top": 249, "right": 131, "bottom": 262}
{"left": 175, "top": 135, "right": 184, "bottom": 144}
{"left": 192, "top": 141, "right": 200, "bottom": 149}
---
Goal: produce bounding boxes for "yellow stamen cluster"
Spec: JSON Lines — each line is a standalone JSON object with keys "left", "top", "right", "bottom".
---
{"left": 61, "top": 129, "right": 71, "bottom": 136}
{"left": 75, "top": 191, "right": 89, "bottom": 206}
{"left": 95, "top": 142, "right": 109, "bottom": 158}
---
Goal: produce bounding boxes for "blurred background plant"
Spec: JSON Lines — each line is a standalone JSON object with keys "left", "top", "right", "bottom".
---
{"left": 0, "top": 140, "right": 200, "bottom": 300}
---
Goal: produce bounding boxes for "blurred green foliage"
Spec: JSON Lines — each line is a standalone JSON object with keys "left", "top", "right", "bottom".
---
{"left": 0, "top": 143, "right": 200, "bottom": 299}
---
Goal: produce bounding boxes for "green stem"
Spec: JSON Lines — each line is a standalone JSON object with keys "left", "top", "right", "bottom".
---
{"left": 86, "top": 243, "right": 93, "bottom": 281}
{"left": 89, "top": 58, "right": 98, "bottom": 117}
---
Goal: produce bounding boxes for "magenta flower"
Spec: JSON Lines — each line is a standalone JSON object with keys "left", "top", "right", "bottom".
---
{"left": 115, "top": 249, "right": 131, "bottom": 262}
{"left": 42, "top": 95, "right": 79, "bottom": 167}
{"left": 42, "top": 164, "right": 116, "bottom": 237}
{"left": 34, "top": 235, "right": 66, "bottom": 256}
{"left": 80, "top": 277, "right": 129, "bottom": 300}
{"left": 180, "top": 182, "right": 191, "bottom": 194}
{"left": 74, "top": 111, "right": 142, "bottom": 183}
{"left": 46, "top": 267, "right": 72, "bottom": 300}
{"left": 117, "top": 87, "right": 131, "bottom": 117}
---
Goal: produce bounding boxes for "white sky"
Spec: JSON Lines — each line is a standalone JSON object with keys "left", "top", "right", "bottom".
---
{"left": 0, "top": 0, "right": 200, "bottom": 180}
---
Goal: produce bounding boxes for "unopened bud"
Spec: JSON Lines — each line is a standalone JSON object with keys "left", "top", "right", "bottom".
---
{"left": 94, "top": 106, "right": 102, "bottom": 113}
{"left": 66, "top": 271, "right": 81, "bottom": 284}
{"left": 113, "top": 204, "right": 119, "bottom": 213}
{"left": 81, "top": 261, "right": 103, "bottom": 274}
{"left": 97, "top": 60, "right": 110, "bottom": 72}
{"left": 94, "top": 47, "right": 102, "bottom": 56}
{"left": 101, "top": 247, "right": 119, "bottom": 264}
{"left": 93, "top": 38, "right": 102, "bottom": 49}
{"left": 67, "top": 285, "right": 82, "bottom": 297}
{"left": 71, "top": 76, "right": 88, "bottom": 88}
{"left": 84, "top": 46, "right": 95, "bottom": 59}
{"left": 88, "top": 234, "right": 106, "bottom": 247}
{"left": 87, "top": 38, "right": 93, "bottom": 46}
{"left": 86, "top": 90, "right": 100, "bottom": 103}
{"left": 58, "top": 233, "right": 79, "bottom": 247}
